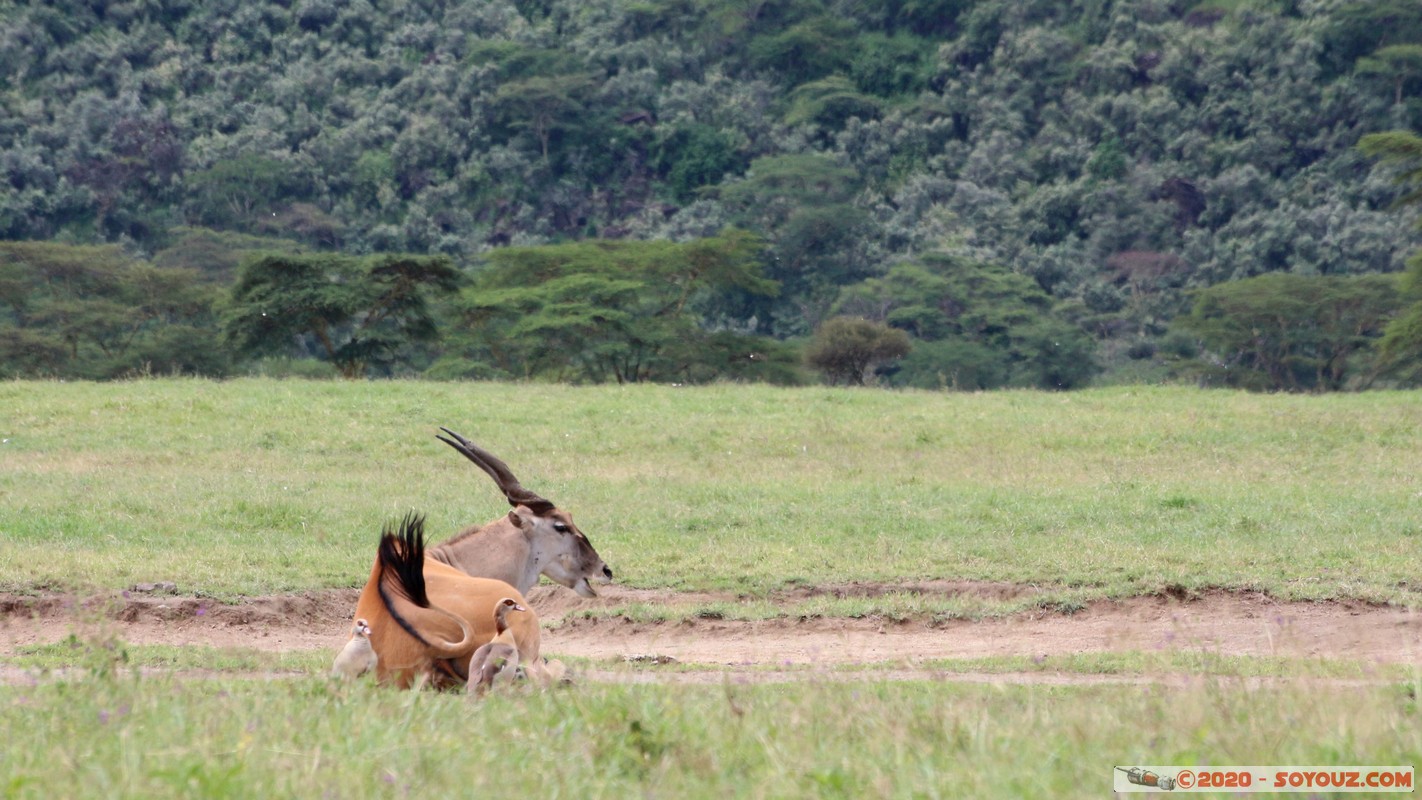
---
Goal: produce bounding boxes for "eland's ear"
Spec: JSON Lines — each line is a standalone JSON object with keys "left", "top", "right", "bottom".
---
{"left": 508, "top": 508, "right": 532, "bottom": 529}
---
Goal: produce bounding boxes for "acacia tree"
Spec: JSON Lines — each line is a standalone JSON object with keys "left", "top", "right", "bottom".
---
{"left": 1360, "top": 129, "right": 1422, "bottom": 381}
{"left": 832, "top": 254, "right": 1099, "bottom": 390}
{"left": 449, "top": 230, "right": 778, "bottom": 383}
{"left": 804, "top": 316, "right": 911, "bottom": 386}
{"left": 186, "top": 156, "right": 308, "bottom": 230}
{"left": 0, "top": 241, "right": 223, "bottom": 378}
{"left": 1357, "top": 45, "right": 1422, "bottom": 107}
{"left": 223, "top": 253, "right": 460, "bottom": 378}
{"left": 1180, "top": 272, "right": 1401, "bottom": 391}
{"left": 491, "top": 73, "right": 600, "bottom": 162}
{"left": 153, "top": 227, "right": 307, "bottom": 284}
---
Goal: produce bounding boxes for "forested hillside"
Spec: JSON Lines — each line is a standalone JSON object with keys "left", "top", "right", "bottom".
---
{"left": 3, "top": 0, "right": 1422, "bottom": 388}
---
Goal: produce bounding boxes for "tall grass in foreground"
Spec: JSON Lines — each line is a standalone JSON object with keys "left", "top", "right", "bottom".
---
{"left": 2, "top": 674, "right": 1417, "bottom": 799}
{"left": 8, "top": 639, "right": 1412, "bottom": 682}
{"left": 1, "top": 379, "right": 1418, "bottom": 605}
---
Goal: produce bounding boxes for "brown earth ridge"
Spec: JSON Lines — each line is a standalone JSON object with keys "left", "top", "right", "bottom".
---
{"left": 2, "top": 582, "right": 1418, "bottom": 685}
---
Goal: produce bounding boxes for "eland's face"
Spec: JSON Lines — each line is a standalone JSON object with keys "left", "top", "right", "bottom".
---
{"left": 527, "top": 508, "right": 612, "bottom": 598}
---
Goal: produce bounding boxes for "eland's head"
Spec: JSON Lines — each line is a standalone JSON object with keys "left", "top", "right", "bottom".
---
{"left": 435, "top": 428, "right": 613, "bottom": 598}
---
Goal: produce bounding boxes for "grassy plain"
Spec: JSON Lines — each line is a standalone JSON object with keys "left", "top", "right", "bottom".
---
{"left": 2, "top": 379, "right": 1420, "bottom": 798}
{"left": 2, "top": 673, "right": 1418, "bottom": 799}
{"left": 1, "top": 379, "right": 1418, "bottom": 606}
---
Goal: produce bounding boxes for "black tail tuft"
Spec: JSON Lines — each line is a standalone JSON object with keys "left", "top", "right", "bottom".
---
{"left": 378, "top": 511, "right": 430, "bottom": 608}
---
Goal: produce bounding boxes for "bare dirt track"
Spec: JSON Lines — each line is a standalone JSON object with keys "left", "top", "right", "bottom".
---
{"left": 2, "top": 583, "right": 1419, "bottom": 685}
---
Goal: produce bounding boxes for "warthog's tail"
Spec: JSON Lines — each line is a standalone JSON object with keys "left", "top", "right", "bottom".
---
{"left": 377, "top": 512, "right": 478, "bottom": 658}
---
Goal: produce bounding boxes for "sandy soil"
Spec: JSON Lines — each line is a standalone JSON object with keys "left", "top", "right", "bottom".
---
{"left": 2, "top": 583, "right": 1418, "bottom": 685}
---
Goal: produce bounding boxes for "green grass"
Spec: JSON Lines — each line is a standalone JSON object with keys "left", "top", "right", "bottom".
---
{"left": 2, "top": 379, "right": 1418, "bottom": 608}
{"left": 3, "top": 379, "right": 1420, "bottom": 797}
{"left": 2, "top": 377, "right": 1422, "bottom": 611}
{"left": 918, "top": 651, "right": 1418, "bottom": 681}
{"left": 1, "top": 672, "right": 1417, "bottom": 799}
{"left": 589, "top": 649, "right": 1418, "bottom": 682}
{"left": 5, "top": 636, "right": 328, "bottom": 674}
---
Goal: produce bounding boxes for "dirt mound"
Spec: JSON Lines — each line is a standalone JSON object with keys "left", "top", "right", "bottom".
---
{"left": 522, "top": 579, "right": 1043, "bottom": 616}
{"left": 0, "top": 588, "right": 361, "bottom": 655}
{"left": 546, "top": 589, "right": 1422, "bottom": 668}
{"left": 1, "top": 588, "right": 359, "bottom": 627}
{"left": 2, "top": 583, "right": 1419, "bottom": 684}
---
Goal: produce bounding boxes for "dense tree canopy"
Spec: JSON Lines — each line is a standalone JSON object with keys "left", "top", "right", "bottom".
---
{"left": 224, "top": 253, "right": 460, "bottom": 378}
{"left": 2, "top": 0, "right": 1422, "bottom": 387}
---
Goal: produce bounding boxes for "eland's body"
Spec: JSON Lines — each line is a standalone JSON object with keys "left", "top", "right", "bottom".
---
{"left": 349, "top": 514, "right": 543, "bottom": 689}
{"left": 344, "top": 433, "right": 596, "bottom": 689}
